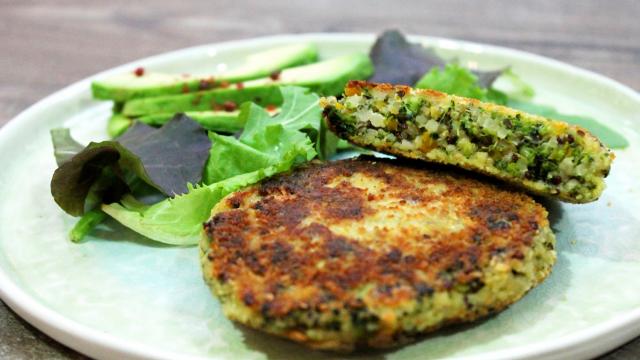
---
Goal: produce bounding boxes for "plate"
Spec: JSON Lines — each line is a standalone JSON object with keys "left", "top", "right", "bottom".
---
{"left": 1, "top": 34, "right": 640, "bottom": 360}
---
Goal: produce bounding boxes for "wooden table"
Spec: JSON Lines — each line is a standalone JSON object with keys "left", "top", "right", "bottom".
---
{"left": 1, "top": 1, "right": 638, "bottom": 358}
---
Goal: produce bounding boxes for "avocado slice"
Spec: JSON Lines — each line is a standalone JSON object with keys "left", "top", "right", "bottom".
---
{"left": 107, "top": 114, "right": 133, "bottom": 138}
{"left": 138, "top": 106, "right": 279, "bottom": 131}
{"left": 122, "top": 85, "right": 283, "bottom": 117}
{"left": 113, "top": 107, "right": 281, "bottom": 137}
{"left": 138, "top": 111, "right": 244, "bottom": 133}
{"left": 244, "top": 53, "right": 374, "bottom": 96}
{"left": 92, "top": 43, "right": 318, "bottom": 102}
{"left": 221, "top": 43, "right": 318, "bottom": 82}
{"left": 122, "top": 53, "right": 373, "bottom": 117}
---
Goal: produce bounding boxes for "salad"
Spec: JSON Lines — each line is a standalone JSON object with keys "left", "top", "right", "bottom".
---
{"left": 50, "top": 30, "right": 627, "bottom": 246}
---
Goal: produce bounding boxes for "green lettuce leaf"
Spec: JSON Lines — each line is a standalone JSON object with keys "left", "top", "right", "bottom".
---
{"left": 102, "top": 153, "right": 301, "bottom": 245}
{"left": 239, "top": 86, "right": 322, "bottom": 142}
{"left": 416, "top": 63, "right": 508, "bottom": 104}
{"left": 205, "top": 126, "right": 314, "bottom": 184}
{"left": 204, "top": 86, "right": 324, "bottom": 184}
{"left": 240, "top": 85, "right": 338, "bottom": 160}
{"left": 102, "top": 86, "right": 321, "bottom": 245}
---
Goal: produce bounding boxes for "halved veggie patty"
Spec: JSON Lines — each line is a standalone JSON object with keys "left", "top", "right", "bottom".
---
{"left": 322, "top": 81, "right": 614, "bottom": 203}
{"left": 200, "top": 157, "right": 556, "bottom": 351}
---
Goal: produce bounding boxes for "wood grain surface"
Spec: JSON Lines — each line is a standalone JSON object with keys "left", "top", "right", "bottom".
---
{"left": 1, "top": 0, "right": 639, "bottom": 358}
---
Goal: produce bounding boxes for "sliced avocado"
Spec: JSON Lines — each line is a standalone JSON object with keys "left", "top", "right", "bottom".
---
{"left": 92, "top": 43, "right": 318, "bottom": 102}
{"left": 138, "top": 106, "right": 279, "bottom": 131}
{"left": 107, "top": 114, "right": 133, "bottom": 138}
{"left": 122, "top": 85, "right": 283, "bottom": 117}
{"left": 138, "top": 111, "right": 244, "bottom": 133}
{"left": 245, "top": 53, "right": 374, "bottom": 96}
{"left": 113, "top": 102, "right": 124, "bottom": 113}
{"left": 221, "top": 43, "right": 318, "bottom": 82}
{"left": 122, "top": 53, "right": 373, "bottom": 117}
{"left": 94, "top": 73, "right": 201, "bottom": 102}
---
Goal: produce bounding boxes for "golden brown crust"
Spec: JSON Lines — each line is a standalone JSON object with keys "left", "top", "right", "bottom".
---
{"left": 201, "top": 157, "right": 555, "bottom": 350}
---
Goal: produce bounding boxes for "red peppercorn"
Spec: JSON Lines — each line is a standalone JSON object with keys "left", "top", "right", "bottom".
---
{"left": 265, "top": 104, "right": 277, "bottom": 112}
{"left": 223, "top": 101, "right": 237, "bottom": 112}
{"left": 269, "top": 70, "right": 281, "bottom": 81}
{"left": 219, "top": 80, "right": 230, "bottom": 88}
{"left": 133, "top": 67, "right": 145, "bottom": 77}
{"left": 199, "top": 79, "right": 213, "bottom": 90}
{"left": 235, "top": 82, "right": 244, "bottom": 90}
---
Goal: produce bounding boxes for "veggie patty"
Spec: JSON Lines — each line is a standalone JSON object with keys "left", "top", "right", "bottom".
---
{"left": 322, "top": 81, "right": 614, "bottom": 203}
{"left": 200, "top": 157, "right": 556, "bottom": 351}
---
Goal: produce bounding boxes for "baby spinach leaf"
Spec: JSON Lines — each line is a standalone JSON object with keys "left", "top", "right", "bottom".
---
{"left": 369, "top": 30, "right": 504, "bottom": 88}
{"left": 51, "top": 145, "right": 127, "bottom": 216}
{"left": 51, "top": 114, "right": 211, "bottom": 216}
{"left": 370, "top": 29, "right": 444, "bottom": 85}
{"left": 118, "top": 115, "right": 211, "bottom": 195}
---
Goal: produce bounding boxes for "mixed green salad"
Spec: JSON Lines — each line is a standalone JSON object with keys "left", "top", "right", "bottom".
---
{"left": 50, "top": 30, "right": 627, "bottom": 245}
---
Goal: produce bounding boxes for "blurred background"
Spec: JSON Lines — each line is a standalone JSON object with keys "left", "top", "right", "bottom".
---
{"left": 1, "top": 0, "right": 639, "bottom": 126}
{"left": 1, "top": 0, "right": 638, "bottom": 358}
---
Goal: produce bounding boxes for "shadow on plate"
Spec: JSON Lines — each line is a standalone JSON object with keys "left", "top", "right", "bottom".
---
{"left": 536, "top": 197, "right": 563, "bottom": 231}
{"left": 88, "top": 218, "right": 174, "bottom": 248}
{"left": 541, "top": 194, "right": 640, "bottom": 262}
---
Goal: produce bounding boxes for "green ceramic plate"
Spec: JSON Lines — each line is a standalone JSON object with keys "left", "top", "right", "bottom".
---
{"left": 0, "top": 34, "right": 639, "bottom": 360}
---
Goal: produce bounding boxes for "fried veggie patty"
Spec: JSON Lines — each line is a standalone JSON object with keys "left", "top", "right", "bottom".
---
{"left": 201, "top": 158, "right": 556, "bottom": 351}
{"left": 322, "top": 81, "right": 614, "bottom": 203}
{"left": 200, "top": 158, "right": 556, "bottom": 351}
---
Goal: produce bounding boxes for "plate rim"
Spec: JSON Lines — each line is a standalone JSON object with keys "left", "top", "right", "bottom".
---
{"left": 0, "top": 32, "right": 639, "bottom": 360}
